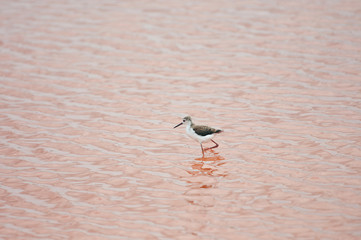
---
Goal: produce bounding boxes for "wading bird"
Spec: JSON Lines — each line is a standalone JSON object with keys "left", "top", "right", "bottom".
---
{"left": 174, "top": 116, "right": 222, "bottom": 156}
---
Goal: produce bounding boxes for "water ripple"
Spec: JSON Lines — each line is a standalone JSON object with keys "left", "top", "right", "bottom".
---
{"left": 1, "top": 0, "right": 361, "bottom": 239}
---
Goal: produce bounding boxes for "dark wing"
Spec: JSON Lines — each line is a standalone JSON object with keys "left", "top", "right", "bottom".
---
{"left": 192, "top": 125, "right": 222, "bottom": 136}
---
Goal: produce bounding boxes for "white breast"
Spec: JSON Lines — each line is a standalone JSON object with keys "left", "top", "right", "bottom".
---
{"left": 186, "top": 125, "right": 214, "bottom": 144}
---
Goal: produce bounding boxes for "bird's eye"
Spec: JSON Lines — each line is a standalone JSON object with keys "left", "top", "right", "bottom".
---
{"left": 183, "top": 119, "right": 185, "bottom": 122}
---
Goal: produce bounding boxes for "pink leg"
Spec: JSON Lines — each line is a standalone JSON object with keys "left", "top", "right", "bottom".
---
{"left": 200, "top": 144, "right": 204, "bottom": 157}
{"left": 205, "top": 140, "right": 219, "bottom": 150}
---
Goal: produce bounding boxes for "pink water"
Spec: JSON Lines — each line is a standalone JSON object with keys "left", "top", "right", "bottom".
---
{"left": 1, "top": 0, "right": 361, "bottom": 239}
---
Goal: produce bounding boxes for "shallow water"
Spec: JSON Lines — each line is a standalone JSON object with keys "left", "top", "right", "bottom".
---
{"left": 1, "top": 0, "right": 361, "bottom": 239}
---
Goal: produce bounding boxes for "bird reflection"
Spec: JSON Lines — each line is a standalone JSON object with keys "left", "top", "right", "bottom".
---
{"left": 183, "top": 151, "right": 227, "bottom": 207}
{"left": 188, "top": 150, "right": 226, "bottom": 178}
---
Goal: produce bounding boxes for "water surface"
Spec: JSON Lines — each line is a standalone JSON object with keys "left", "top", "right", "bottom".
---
{"left": 1, "top": 0, "right": 361, "bottom": 239}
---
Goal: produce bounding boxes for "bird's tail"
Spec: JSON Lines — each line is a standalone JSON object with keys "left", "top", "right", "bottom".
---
{"left": 215, "top": 129, "right": 223, "bottom": 133}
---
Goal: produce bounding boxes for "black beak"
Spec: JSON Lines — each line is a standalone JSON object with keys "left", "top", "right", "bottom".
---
{"left": 174, "top": 122, "right": 183, "bottom": 128}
